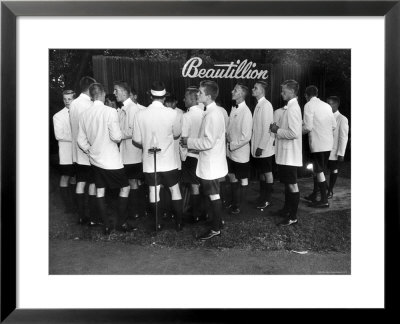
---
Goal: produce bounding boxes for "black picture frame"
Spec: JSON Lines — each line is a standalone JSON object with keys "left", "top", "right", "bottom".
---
{"left": 1, "top": 0, "right": 399, "bottom": 322}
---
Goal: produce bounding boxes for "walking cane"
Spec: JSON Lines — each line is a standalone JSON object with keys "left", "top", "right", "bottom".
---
{"left": 149, "top": 133, "right": 161, "bottom": 233}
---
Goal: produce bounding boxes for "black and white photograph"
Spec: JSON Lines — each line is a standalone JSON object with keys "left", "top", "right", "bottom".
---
{"left": 49, "top": 49, "right": 351, "bottom": 275}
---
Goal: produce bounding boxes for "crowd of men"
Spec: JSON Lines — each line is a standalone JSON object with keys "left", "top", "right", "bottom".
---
{"left": 53, "top": 76, "right": 349, "bottom": 240}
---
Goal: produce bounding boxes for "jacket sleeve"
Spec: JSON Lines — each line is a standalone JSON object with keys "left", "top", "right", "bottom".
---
{"left": 172, "top": 110, "right": 182, "bottom": 139}
{"left": 331, "top": 111, "right": 337, "bottom": 131}
{"left": 108, "top": 110, "right": 122, "bottom": 143}
{"left": 119, "top": 108, "right": 135, "bottom": 140}
{"left": 277, "top": 106, "right": 302, "bottom": 140}
{"left": 77, "top": 118, "right": 90, "bottom": 153}
{"left": 187, "top": 114, "right": 220, "bottom": 151}
{"left": 257, "top": 103, "right": 273, "bottom": 149}
{"left": 302, "top": 103, "right": 314, "bottom": 133}
{"left": 337, "top": 116, "right": 349, "bottom": 156}
{"left": 132, "top": 112, "right": 142, "bottom": 146}
{"left": 229, "top": 110, "right": 253, "bottom": 151}
{"left": 53, "top": 114, "right": 71, "bottom": 142}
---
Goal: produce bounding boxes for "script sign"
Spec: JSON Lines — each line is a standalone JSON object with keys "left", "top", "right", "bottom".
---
{"left": 182, "top": 57, "right": 269, "bottom": 80}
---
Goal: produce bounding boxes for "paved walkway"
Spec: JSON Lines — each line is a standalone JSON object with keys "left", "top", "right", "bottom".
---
{"left": 50, "top": 239, "right": 350, "bottom": 275}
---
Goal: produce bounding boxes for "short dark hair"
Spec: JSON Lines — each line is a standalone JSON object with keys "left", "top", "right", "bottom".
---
{"left": 113, "top": 80, "right": 131, "bottom": 95}
{"left": 130, "top": 87, "right": 137, "bottom": 96}
{"left": 281, "top": 80, "right": 299, "bottom": 95}
{"left": 305, "top": 85, "right": 318, "bottom": 97}
{"left": 105, "top": 93, "right": 117, "bottom": 102}
{"left": 165, "top": 94, "right": 178, "bottom": 105}
{"left": 89, "top": 83, "right": 105, "bottom": 101}
{"left": 62, "top": 89, "right": 75, "bottom": 97}
{"left": 255, "top": 80, "right": 268, "bottom": 94}
{"left": 327, "top": 96, "right": 340, "bottom": 106}
{"left": 79, "top": 76, "right": 96, "bottom": 93}
{"left": 236, "top": 83, "right": 249, "bottom": 98}
{"left": 200, "top": 80, "right": 219, "bottom": 101}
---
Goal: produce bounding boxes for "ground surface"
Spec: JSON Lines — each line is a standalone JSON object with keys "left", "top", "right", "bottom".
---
{"left": 49, "top": 163, "right": 351, "bottom": 275}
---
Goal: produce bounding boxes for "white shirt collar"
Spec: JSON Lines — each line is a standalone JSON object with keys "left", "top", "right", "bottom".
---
{"left": 310, "top": 96, "right": 318, "bottom": 102}
{"left": 188, "top": 105, "right": 202, "bottom": 112}
{"left": 334, "top": 110, "right": 340, "bottom": 116}
{"left": 123, "top": 98, "right": 133, "bottom": 107}
{"left": 204, "top": 101, "right": 217, "bottom": 112}
{"left": 93, "top": 100, "right": 103, "bottom": 106}
{"left": 286, "top": 97, "right": 298, "bottom": 107}
{"left": 80, "top": 93, "right": 91, "bottom": 100}
{"left": 151, "top": 100, "right": 165, "bottom": 108}
{"left": 257, "top": 96, "right": 266, "bottom": 103}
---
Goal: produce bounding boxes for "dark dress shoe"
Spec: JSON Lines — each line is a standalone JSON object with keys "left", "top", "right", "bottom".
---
{"left": 327, "top": 191, "right": 333, "bottom": 199}
{"left": 309, "top": 200, "right": 329, "bottom": 208}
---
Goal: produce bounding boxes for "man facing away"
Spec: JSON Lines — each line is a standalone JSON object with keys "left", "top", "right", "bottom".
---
{"left": 270, "top": 80, "right": 302, "bottom": 226}
{"left": 77, "top": 83, "right": 131, "bottom": 235}
{"left": 132, "top": 81, "right": 184, "bottom": 232}
{"left": 53, "top": 89, "right": 76, "bottom": 213}
{"left": 326, "top": 96, "right": 349, "bottom": 199}
{"left": 114, "top": 80, "right": 146, "bottom": 219}
{"left": 226, "top": 83, "right": 253, "bottom": 215}
{"left": 180, "top": 80, "right": 228, "bottom": 240}
{"left": 251, "top": 80, "right": 275, "bottom": 210}
{"left": 181, "top": 87, "right": 204, "bottom": 223}
{"left": 302, "top": 85, "right": 336, "bottom": 208}
{"left": 69, "top": 76, "right": 97, "bottom": 225}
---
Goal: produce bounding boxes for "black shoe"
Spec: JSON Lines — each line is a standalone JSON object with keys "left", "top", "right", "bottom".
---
{"left": 230, "top": 207, "right": 241, "bottom": 215}
{"left": 103, "top": 227, "right": 111, "bottom": 235}
{"left": 256, "top": 201, "right": 271, "bottom": 210}
{"left": 176, "top": 223, "right": 184, "bottom": 232}
{"left": 116, "top": 223, "right": 138, "bottom": 232}
{"left": 308, "top": 200, "right": 329, "bottom": 208}
{"left": 278, "top": 219, "right": 298, "bottom": 226}
{"left": 198, "top": 230, "right": 221, "bottom": 240}
{"left": 303, "top": 193, "right": 317, "bottom": 202}
{"left": 327, "top": 191, "right": 333, "bottom": 199}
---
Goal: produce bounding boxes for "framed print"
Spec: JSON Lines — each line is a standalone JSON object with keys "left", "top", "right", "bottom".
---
{"left": 1, "top": 0, "right": 399, "bottom": 322}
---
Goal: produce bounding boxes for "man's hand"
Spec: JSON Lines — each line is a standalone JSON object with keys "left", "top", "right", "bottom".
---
{"left": 270, "top": 123, "right": 279, "bottom": 134}
{"left": 337, "top": 155, "right": 344, "bottom": 162}
{"left": 180, "top": 137, "right": 188, "bottom": 148}
{"left": 255, "top": 148, "right": 263, "bottom": 157}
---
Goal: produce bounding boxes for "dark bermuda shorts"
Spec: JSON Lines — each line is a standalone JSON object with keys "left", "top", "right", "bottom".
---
{"left": 181, "top": 156, "right": 200, "bottom": 185}
{"left": 75, "top": 164, "right": 95, "bottom": 183}
{"left": 59, "top": 164, "right": 75, "bottom": 177}
{"left": 199, "top": 177, "right": 226, "bottom": 196}
{"left": 227, "top": 158, "right": 250, "bottom": 180}
{"left": 124, "top": 163, "right": 144, "bottom": 180}
{"left": 144, "top": 169, "right": 180, "bottom": 187}
{"left": 92, "top": 165, "right": 129, "bottom": 189}
{"left": 278, "top": 164, "right": 298, "bottom": 184}
{"left": 254, "top": 156, "right": 273, "bottom": 173}
{"left": 311, "top": 151, "right": 330, "bottom": 173}
{"left": 327, "top": 160, "right": 340, "bottom": 171}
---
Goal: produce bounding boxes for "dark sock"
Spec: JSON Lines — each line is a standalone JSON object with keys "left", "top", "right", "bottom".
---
{"left": 171, "top": 199, "right": 183, "bottom": 224}
{"left": 281, "top": 185, "right": 289, "bottom": 213}
{"left": 191, "top": 194, "right": 201, "bottom": 220}
{"left": 328, "top": 172, "right": 338, "bottom": 193}
{"left": 137, "top": 185, "right": 146, "bottom": 216}
{"left": 240, "top": 185, "right": 247, "bottom": 207}
{"left": 210, "top": 198, "right": 223, "bottom": 231}
{"left": 97, "top": 197, "right": 109, "bottom": 227}
{"left": 265, "top": 182, "right": 273, "bottom": 202}
{"left": 231, "top": 182, "right": 240, "bottom": 209}
{"left": 129, "top": 189, "right": 139, "bottom": 216}
{"left": 117, "top": 197, "right": 129, "bottom": 227}
{"left": 88, "top": 195, "right": 97, "bottom": 222}
{"left": 69, "top": 185, "right": 78, "bottom": 212}
{"left": 313, "top": 177, "right": 318, "bottom": 193}
{"left": 288, "top": 192, "right": 300, "bottom": 220}
{"left": 76, "top": 193, "right": 86, "bottom": 221}
{"left": 60, "top": 186, "right": 70, "bottom": 211}
{"left": 259, "top": 181, "right": 267, "bottom": 202}
{"left": 319, "top": 181, "right": 328, "bottom": 203}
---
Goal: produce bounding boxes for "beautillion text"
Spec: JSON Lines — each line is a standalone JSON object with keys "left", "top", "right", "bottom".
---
{"left": 182, "top": 57, "right": 269, "bottom": 80}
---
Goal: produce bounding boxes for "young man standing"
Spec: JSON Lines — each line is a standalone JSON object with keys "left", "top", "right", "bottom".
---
{"left": 302, "top": 86, "right": 337, "bottom": 208}
{"left": 226, "top": 83, "right": 253, "bottom": 214}
{"left": 53, "top": 89, "right": 76, "bottom": 213}
{"left": 132, "top": 81, "right": 184, "bottom": 231}
{"left": 114, "top": 80, "right": 145, "bottom": 219}
{"left": 77, "top": 83, "right": 131, "bottom": 235}
{"left": 326, "top": 96, "right": 349, "bottom": 198}
{"left": 180, "top": 80, "right": 228, "bottom": 240}
{"left": 69, "top": 76, "right": 97, "bottom": 225}
{"left": 251, "top": 81, "right": 275, "bottom": 210}
{"left": 270, "top": 80, "right": 302, "bottom": 226}
{"left": 181, "top": 87, "right": 204, "bottom": 222}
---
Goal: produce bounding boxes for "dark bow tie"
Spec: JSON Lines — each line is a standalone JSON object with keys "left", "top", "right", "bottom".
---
{"left": 233, "top": 104, "right": 238, "bottom": 108}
